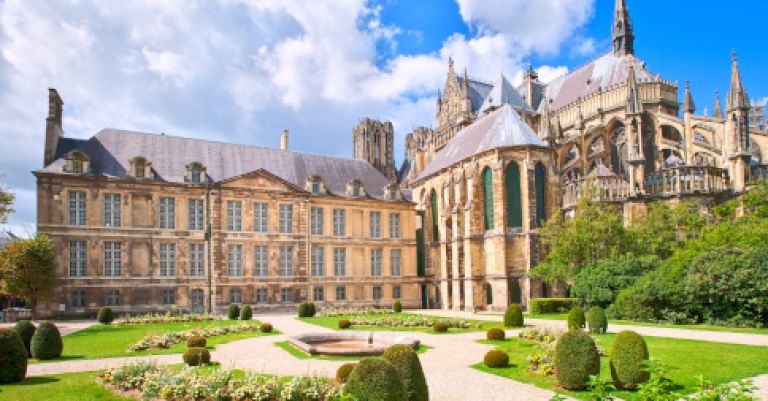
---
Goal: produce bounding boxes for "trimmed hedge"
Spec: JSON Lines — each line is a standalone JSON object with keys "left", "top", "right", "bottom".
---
{"left": 259, "top": 323, "right": 273, "bottom": 333}
{"left": 486, "top": 328, "right": 506, "bottom": 341}
{"left": 553, "top": 330, "right": 600, "bottom": 390}
{"left": 338, "top": 319, "right": 352, "bottom": 329}
{"left": 187, "top": 336, "right": 207, "bottom": 348}
{"left": 393, "top": 300, "right": 402, "bottom": 313}
{"left": 382, "top": 344, "right": 429, "bottom": 401}
{"left": 183, "top": 348, "right": 201, "bottom": 366}
{"left": 432, "top": 322, "right": 448, "bottom": 332}
{"left": 504, "top": 304, "right": 524, "bottom": 328}
{"left": 529, "top": 298, "right": 581, "bottom": 314}
{"left": 336, "top": 363, "right": 357, "bottom": 383}
{"left": 610, "top": 330, "right": 650, "bottom": 390}
{"left": 567, "top": 306, "right": 586, "bottom": 330}
{"left": 483, "top": 349, "right": 509, "bottom": 368}
{"left": 197, "top": 348, "right": 211, "bottom": 364}
{"left": 239, "top": 305, "right": 252, "bottom": 321}
{"left": 0, "top": 328, "right": 27, "bottom": 383}
{"left": 30, "top": 322, "right": 63, "bottom": 360}
{"left": 13, "top": 320, "right": 35, "bottom": 356}
{"left": 97, "top": 307, "right": 114, "bottom": 325}
{"left": 587, "top": 306, "right": 608, "bottom": 334}
{"left": 344, "top": 357, "right": 405, "bottom": 401}
{"left": 227, "top": 304, "right": 240, "bottom": 320}
{"left": 298, "top": 302, "right": 316, "bottom": 318}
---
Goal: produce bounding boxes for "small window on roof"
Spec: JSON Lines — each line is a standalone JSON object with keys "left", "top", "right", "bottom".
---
{"left": 187, "top": 162, "right": 206, "bottom": 183}
{"left": 130, "top": 157, "right": 151, "bottom": 179}
{"left": 348, "top": 180, "right": 365, "bottom": 198}
{"left": 306, "top": 176, "right": 324, "bottom": 194}
{"left": 65, "top": 151, "right": 89, "bottom": 174}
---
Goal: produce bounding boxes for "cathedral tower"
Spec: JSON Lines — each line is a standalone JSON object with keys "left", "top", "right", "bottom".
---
{"left": 352, "top": 118, "right": 396, "bottom": 180}
{"left": 612, "top": 0, "right": 634, "bottom": 56}
{"left": 724, "top": 51, "right": 752, "bottom": 191}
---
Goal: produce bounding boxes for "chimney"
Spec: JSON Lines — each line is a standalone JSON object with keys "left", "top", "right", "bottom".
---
{"left": 280, "top": 129, "right": 289, "bottom": 151}
{"left": 44, "top": 88, "right": 64, "bottom": 167}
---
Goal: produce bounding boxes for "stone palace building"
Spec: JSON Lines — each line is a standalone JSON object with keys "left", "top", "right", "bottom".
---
{"left": 35, "top": 0, "right": 767, "bottom": 316}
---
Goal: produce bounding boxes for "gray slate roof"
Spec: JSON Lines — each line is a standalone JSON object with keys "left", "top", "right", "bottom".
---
{"left": 458, "top": 77, "right": 494, "bottom": 114}
{"left": 417, "top": 104, "right": 548, "bottom": 181}
{"left": 41, "top": 129, "right": 397, "bottom": 200}
{"left": 480, "top": 74, "right": 530, "bottom": 113}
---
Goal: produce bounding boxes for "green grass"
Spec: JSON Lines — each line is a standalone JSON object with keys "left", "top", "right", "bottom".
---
{"left": 473, "top": 335, "right": 768, "bottom": 400}
{"left": 300, "top": 313, "right": 503, "bottom": 334}
{"left": 31, "top": 320, "right": 277, "bottom": 363}
{"left": 528, "top": 313, "right": 768, "bottom": 334}
{"left": 0, "top": 371, "right": 129, "bottom": 401}
{"left": 274, "top": 340, "right": 432, "bottom": 361}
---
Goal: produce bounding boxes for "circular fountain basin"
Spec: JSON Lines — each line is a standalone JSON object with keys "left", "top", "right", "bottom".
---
{"left": 289, "top": 332, "right": 420, "bottom": 356}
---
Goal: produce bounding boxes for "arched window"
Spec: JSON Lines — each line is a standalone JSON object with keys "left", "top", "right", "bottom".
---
{"left": 504, "top": 163, "right": 522, "bottom": 228}
{"left": 482, "top": 168, "right": 494, "bottom": 230}
{"left": 535, "top": 163, "right": 547, "bottom": 227}
{"left": 430, "top": 189, "right": 439, "bottom": 240}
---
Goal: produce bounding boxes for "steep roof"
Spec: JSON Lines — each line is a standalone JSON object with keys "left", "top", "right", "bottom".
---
{"left": 458, "top": 76, "right": 494, "bottom": 114}
{"left": 417, "top": 104, "right": 548, "bottom": 181}
{"left": 480, "top": 74, "right": 529, "bottom": 112}
{"left": 41, "top": 129, "right": 396, "bottom": 200}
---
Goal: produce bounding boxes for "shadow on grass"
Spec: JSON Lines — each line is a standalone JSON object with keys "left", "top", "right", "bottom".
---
{"left": 14, "top": 376, "right": 61, "bottom": 386}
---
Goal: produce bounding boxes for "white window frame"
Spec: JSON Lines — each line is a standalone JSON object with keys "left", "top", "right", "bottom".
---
{"left": 373, "top": 285, "right": 382, "bottom": 300}
{"left": 70, "top": 290, "right": 86, "bottom": 308}
{"left": 310, "top": 207, "right": 324, "bottom": 236}
{"left": 105, "top": 289, "right": 120, "bottom": 306}
{"left": 393, "top": 285, "right": 401, "bottom": 299}
{"left": 254, "top": 245, "right": 268, "bottom": 277}
{"left": 103, "top": 242, "right": 121, "bottom": 277}
{"left": 68, "top": 191, "right": 86, "bottom": 226}
{"left": 188, "top": 199, "right": 204, "bottom": 231}
{"left": 159, "top": 243, "right": 176, "bottom": 276}
{"left": 189, "top": 243, "right": 205, "bottom": 277}
{"left": 162, "top": 289, "right": 176, "bottom": 305}
{"left": 370, "top": 211, "right": 381, "bottom": 238}
{"left": 279, "top": 204, "right": 293, "bottom": 234}
{"left": 68, "top": 240, "right": 87, "bottom": 277}
{"left": 256, "top": 288, "right": 268, "bottom": 303}
{"left": 333, "top": 247, "right": 346, "bottom": 277}
{"left": 104, "top": 193, "right": 121, "bottom": 227}
{"left": 159, "top": 197, "right": 175, "bottom": 229}
{"left": 389, "top": 213, "right": 400, "bottom": 239}
{"left": 227, "top": 200, "right": 242, "bottom": 231}
{"left": 279, "top": 245, "right": 293, "bottom": 276}
{"left": 336, "top": 286, "right": 346, "bottom": 301}
{"left": 228, "top": 244, "right": 243, "bottom": 276}
{"left": 281, "top": 287, "right": 293, "bottom": 302}
{"left": 390, "top": 249, "right": 401, "bottom": 276}
{"left": 230, "top": 288, "right": 243, "bottom": 304}
{"left": 311, "top": 246, "right": 325, "bottom": 276}
{"left": 333, "top": 209, "right": 346, "bottom": 236}
{"left": 254, "top": 202, "right": 268, "bottom": 232}
{"left": 370, "top": 248, "right": 382, "bottom": 276}
{"left": 313, "top": 286, "right": 324, "bottom": 301}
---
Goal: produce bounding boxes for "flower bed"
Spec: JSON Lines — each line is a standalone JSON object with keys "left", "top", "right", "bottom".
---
{"left": 320, "top": 306, "right": 397, "bottom": 317}
{"left": 116, "top": 312, "right": 218, "bottom": 325}
{"left": 127, "top": 323, "right": 262, "bottom": 352}
{"left": 349, "top": 315, "right": 474, "bottom": 329}
{"left": 517, "top": 327, "right": 562, "bottom": 345}
{"left": 99, "top": 363, "right": 343, "bottom": 401}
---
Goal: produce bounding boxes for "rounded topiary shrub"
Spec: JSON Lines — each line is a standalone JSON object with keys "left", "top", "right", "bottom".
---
{"left": 567, "top": 306, "right": 586, "bottom": 330}
{"left": 308, "top": 302, "right": 317, "bottom": 317}
{"left": 0, "top": 328, "right": 27, "bottom": 383}
{"left": 338, "top": 319, "right": 352, "bottom": 329}
{"left": 432, "top": 322, "right": 448, "bottom": 333}
{"left": 504, "top": 304, "right": 524, "bottom": 328}
{"left": 197, "top": 347, "right": 211, "bottom": 364}
{"left": 337, "top": 363, "right": 357, "bottom": 383}
{"left": 187, "top": 336, "right": 207, "bottom": 348}
{"left": 553, "top": 330, "right": 600, "bottom": 390}
{"left": 30, "top": 322, "right": 63, "bottom": 360}
{"left": 382, "top": 344, "right": 429, "bottom": 401}
{"left": 259, "top": 323, "right": 273, "bottom": 333}
{"left": 587, "top": 306, "right": 608, "bottom": 334}
{"left": 183, "top": 348, "right": 201, "bottom": 366}
{"left": 239, "top": 304, "right": 252, "bottom": 321}
{"left": 393, "top": 300, "right": 402, "bottom": 313}
{"left": 227, "top": 303, "right": 240, "bottom": 320}
{"left": 483, "top": 349, "right": 509, "bottom": 368}
{"left": 298, "top": 302, "right": 315, "bottom": 318}
{"left": 13, "top": 320, "right": 35, "bottom": 357}
{"left": 610, "top": 330, "right": 650, "bottom": 390}
{"left": 486, "top": 328, "right": 506, "bottom": 341}
{"left": 97, "top": 307, "right": 114, "bottom": 325}
{"left": 344, "top": 357, "right": 405, "bottom": 401}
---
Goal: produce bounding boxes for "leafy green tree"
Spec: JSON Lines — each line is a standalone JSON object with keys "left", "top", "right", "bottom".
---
{"left": 572, "top": 255, "right": 658, "bottom": 308}
{"left": 0, "top": 182, "right": 13, "bottom": 224}
{"left": 0, "top": 235, "right": 55, "bottom": 317}
{"left": 631, "top": 202, "right": 706, "bottom": 259}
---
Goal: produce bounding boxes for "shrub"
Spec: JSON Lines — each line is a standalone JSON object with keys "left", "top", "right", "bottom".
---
{"left": 483, "top": 349, "right": 509, "bottom": 368}
{"left": 567, "top": 306, "right": 586, "bottom": 330}
{"left": 610, "top": 330, "right": 649, "bottom": 390}
{"left": 572, "top": 256, "right": 658, "bottom": 308}
{"left": 344, "top": 357, "right": 405, "bottom": 401}
{"left": 587, "top": 306, "right": 608, "bottom": 334}
{"left": 553, "top": 330, "right": 600, "bottom": 390}
{"left": 338, "top": 319, "right": 352, "bottom": 329}
{"left": 227, "top": 304, "right": 240, "bottom": 320}
{"left": 432, "top": 322, "right": 448, "bottom": 332}
{"left": 183, "top": 348, "right": 201, "bottom": 366}
{"left": 97, "top": 307, "right": 114, "bottom": 325}
{"left": 529, "top": 298, "right": 581, "bottom": 314}
{"left": 336, "top": 363, "right": 357, "bottom": 383}
{"left": 30, "top": 322, "right": 63, "bottom": 360}
{"left": 298, "top": 302, "right": 316, "bottom": 318}
{"left": 186, "top": 336, "right": 206, "bottom": 348}
{"left": 486, "top": 328, "right": 506, "bottom": 341}
{"left": 504, "top": 304, "right": 524, "bottom": 327}
{"left": 239, "top": 305, "right": 252, "bottom": 321}
{"left": 393, "top": 300, "right": 402, "bottom": 313}
{"left": 196, "top": 347, "right": 211, "bottom": 364}
{"left": 13, "top": 320, "right": 35, "bottom": 356}
{"left": 382, "top": 344, "right": 429, "bottom": 401}
{"left": 259, "top": 323, "right": 273, "bottom": 333}
{"left": 0, "top": 328, "right": 27, "bottom": 383}
{"left": 309, "top": 302, "right": 316, "bottom": 317}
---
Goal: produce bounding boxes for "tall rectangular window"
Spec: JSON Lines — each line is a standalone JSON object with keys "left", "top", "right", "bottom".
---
{"left": 370, "top": 211, "right": 381, "bottom": 238}
{"left": 279, "top": 204, "right": 293, "bottom": 234}
{"left": 228, "top": 244, "right": 243, "bottom": 276}
{"left": 336, "top": 286, "right": 346, "bottom": 301}
{"left": 281, "top": 287, "right": 293, "bottom": 302}
{"left": 188, "top": 199, "right": 204, "bottom": 231}
{"left": 393, "top": 285, "right": 401, "bottom": 299}
{"left": 103, "top": 242, "right": 121, "bottom": 277}
{"left": 390, "top": 249, "right": 401, "bottom": 276}
{"left": 254, "top": 245, "right": 268, "bottom": 277}
{"left": 371, "top": 249, "right": 382, "bottom": 276}
{"left": 279, "top": 245, "right": 293, "bottom": 276}
{"left": 373, "top": 286, "right": 382, "bottom": 300}
{"left": 159, "top": 197, "right": 175, "bottom": 229}
{"left": 389, "top": 213, "right": 400, "bottom": 239}
{"left": 70, "top": 290, "right": 86, "bottom": 308}
{"left": 104, "top": 194, "right": 121, "bottom": 227}
{"left": 313, "top": 287, "right": 324, "bottom": 301}
{"left": 230, "top": 288, "right": 242, "bottom": 303}
{"left": 333, "top": 209, "right": 346, "bottom": 236}
{"left": 311, "top": 247, "right": 325, "bottom": 276}
{"left": 256, "top": 288, "right": 268, "bottom": 303}
{"left": 227, "top": 200, "right": 242, "bottom": 231}
{"left": 189, "top": 244, "right": 204, "bottom": 277}
{"left": 68, "top": 240, "right": 86, "bottom": 277}
{"left": 105, "top": 289, "right": 120, "bottom": 306}
{"left": 254, "top": 202, "right": 268, "bottom": 232}
{"left": 310, "top": 207, "right": 324, "bottom": 235}
{"left": 160, "top": 243, "right": 176, "bottom": 276}
{"left": 333, "top": 248, "right": 346, "bottom": 277}
{"left": 161, "top": 289, "right": 175, "bottom": 305}
{"left": 68, "top": 191, "right": 86, "bottom": 225}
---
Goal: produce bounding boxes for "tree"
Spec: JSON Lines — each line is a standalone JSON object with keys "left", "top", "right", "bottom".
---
{"left": 572, "top": 255, "right": 658, "bottom": 308}
{"left": 0, "top": 181, "right": 14, "bottom": 224}
{"left": 0, "top": 235, "right": 55, "bottom": 317}
{"left": 631, "top": 202, "right": 705, "bottom": 259}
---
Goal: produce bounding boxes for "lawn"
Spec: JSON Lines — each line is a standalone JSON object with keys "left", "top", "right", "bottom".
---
{"left": 300, "top": 313, "right": 503, "bottom": 333}
{"left": 31, "top": 319, "right": 277, "bottom": 363}
{"left": 473, "top": 335, "right": 768, "bottom": 400}
{"left": 0, "top": 371, "right": 129, "bottom": 401}
{"left": 274, "top": 340, "right": 432, "bottom": 361}
{"left": 527, "top": 313, "right": 768, "bottom": 335}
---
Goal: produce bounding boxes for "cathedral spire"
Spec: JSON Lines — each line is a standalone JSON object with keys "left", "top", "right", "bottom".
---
{"left": 713, "top": 91, "right": 723, "bottom": 120}
{"left": 626, "top": 63, "right": 643, "bottom": 115}
{"left": 540, "top": 96, "right": 552, "bottom": 142}
{"left": 683, "top": 80, "right": 695, "bottom": 114}
{"left": 726, "top": 50, "right": 749, "bottom": 112}
{"left": 612, "top": 0, "right": 634, "bottom": 56}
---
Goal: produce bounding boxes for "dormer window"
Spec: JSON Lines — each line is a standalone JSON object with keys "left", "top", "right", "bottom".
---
{"left": 186, "top": 162, "right": 207, "bottom": 183}
{"left": 129, "top": 157, "right": 152, "bottom": 179}
{"left": 347, "top": 179, "right": 365, "bottom": 198}
{"left": 64, "top": 151, "right": 90, "bottom": 174}
{"left": 385, "top": 184, "right": 400, "bottom": 201}
{"left": 306, "top": 176, "right": 325, "bottom": 195}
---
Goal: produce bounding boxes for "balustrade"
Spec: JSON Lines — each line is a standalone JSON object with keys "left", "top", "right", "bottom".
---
{"left": 645, "top": 166, "right": 728, "bottom": 196}
{"left": 561, "top": 176, "right": 630, "bottom": 209}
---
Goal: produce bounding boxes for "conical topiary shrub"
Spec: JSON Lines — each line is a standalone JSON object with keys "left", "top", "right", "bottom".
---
{"left": 13, "top": 320, "right": 35, "bottom": 356}
{"left": 30, "top": 322, "right": 63, "bottom": 360}
{"left": 553, "top": 329, "right": 600, "bottom": 390}
{"left": 610, "top": 330, "right": 650, "bottom": 390}
{"left": 382, "top": 344, "right": 429, "bottom": 401}
{"left": 587, "top": 306, "right": 608, "bottom": 334}
{"left": 567, "top": 305, "right": 586, "bottom": 330}
{"left": 227, "top": 303, "right": 240, "bottom": 320}
{"left": 393, "top": 300, "right": 402, "bottom": 313}
{"left": 97, "top": 307, "right": 114, "bottom": 325}
{"left": 0, "top": 328, "right": 27, "bottom": 383}
{"left": 344, "top": 357, "right": 405, "bottom": 401}
{"left": 504, "top": 304, "right": 524, "bottom": 328}
{"left": 239, "top": 304, "right": 252, "bottom": 321}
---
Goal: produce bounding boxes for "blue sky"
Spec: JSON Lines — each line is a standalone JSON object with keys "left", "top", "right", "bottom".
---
{"left": 0, "top": 0, "right": 766, "bottom": 235}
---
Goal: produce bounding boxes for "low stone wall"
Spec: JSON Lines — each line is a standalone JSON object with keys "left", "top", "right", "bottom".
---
{"left": 289, "top": 331, "right": 420, "bottom": 356}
